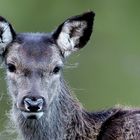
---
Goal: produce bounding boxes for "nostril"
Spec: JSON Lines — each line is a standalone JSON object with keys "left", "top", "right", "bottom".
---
{"left": 27, "top": 105, "right": 41, "bottom": 112}
{"left": 23, "top": 97, "right": 44, "bottom": 112}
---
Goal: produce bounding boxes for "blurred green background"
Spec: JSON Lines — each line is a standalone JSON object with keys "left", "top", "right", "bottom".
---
{"left": 0, "top": 0, "right": 140, "bottom": 139}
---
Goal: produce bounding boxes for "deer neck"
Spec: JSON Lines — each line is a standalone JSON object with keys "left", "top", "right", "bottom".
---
{"left": 11, "top": 79, "right": 112, "bottom": 140}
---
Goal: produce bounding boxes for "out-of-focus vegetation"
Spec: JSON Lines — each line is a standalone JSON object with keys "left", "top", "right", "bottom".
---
{"left": 0, "top": 0, "right": 140, "bottom": 138}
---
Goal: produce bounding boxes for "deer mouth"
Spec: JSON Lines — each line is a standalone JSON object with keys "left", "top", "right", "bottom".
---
{"left": 18, "top": 106, "right": 44, "bottom": 119}
{"left": 22, "top": 111, "right": 44, "bottom": 119}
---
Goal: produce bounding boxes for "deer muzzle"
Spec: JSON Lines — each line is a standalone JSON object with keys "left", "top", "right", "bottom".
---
{"left": 19, "top": 96, "right": 46, "bottom": 119}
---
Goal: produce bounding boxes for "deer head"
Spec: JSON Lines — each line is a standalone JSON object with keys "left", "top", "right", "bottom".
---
{"left": 0, "top": 12, "right": 95, "bottom": 119}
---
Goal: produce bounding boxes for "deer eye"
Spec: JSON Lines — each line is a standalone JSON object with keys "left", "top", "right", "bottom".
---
{"left": 52, "top": 66, "right": 61, "bottom": 74}
{"left": 7, "top": 63, "right": 16, "bottom": 72}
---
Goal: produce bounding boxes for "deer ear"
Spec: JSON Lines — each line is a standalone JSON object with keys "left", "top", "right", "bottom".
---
{"left": 0, "top": 16, "right": 16, "bottom": 55}
{"left": 53, "top": 11, "right": 95, "bottom": 57}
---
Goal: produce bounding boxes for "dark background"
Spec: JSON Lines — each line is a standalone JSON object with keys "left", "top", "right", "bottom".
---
{"left": 0, "top": 0, "right": 140, "bottom": 139}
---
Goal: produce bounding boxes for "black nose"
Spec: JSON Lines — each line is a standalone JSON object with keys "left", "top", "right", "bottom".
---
{"left": 23, "top": 97, "right": 44, "bottom": 112}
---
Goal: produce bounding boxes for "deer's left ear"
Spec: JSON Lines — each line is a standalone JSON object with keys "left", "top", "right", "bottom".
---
{"left": 0, "top": 16, "right": 16, "bottom": 55}
{"left": 53, "top": 11, "right": 95, "bottom": 57}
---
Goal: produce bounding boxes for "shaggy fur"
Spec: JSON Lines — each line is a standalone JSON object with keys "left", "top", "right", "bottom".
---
{"left": 0, "top": 12, "right": 140, "bottom": 140}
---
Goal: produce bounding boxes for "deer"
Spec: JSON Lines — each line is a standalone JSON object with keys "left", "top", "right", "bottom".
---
{"left": 0, "top": 11, "right": 140, "bottom": 140}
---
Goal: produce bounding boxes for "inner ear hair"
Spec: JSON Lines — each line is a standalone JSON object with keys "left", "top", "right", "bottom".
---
{"left": 0, "top": 16, "right": 16, "bottom": 54}
{"left": 53, "top": 11, "right": 95, "bottom": 40}
{"left": 52, "top": 11, "right": 95, "bottom": 57}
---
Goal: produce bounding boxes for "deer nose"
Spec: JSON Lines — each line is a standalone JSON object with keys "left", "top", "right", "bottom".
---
{"left": 23, "top": 97, "right": 44, "bottom": 112}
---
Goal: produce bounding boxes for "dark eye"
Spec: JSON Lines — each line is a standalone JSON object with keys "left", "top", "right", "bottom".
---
{"left": 53, "top": 66, "right": 61, "bottom": 74}
{"left": 7, "top": 63, "right": 16, "bottom": 72}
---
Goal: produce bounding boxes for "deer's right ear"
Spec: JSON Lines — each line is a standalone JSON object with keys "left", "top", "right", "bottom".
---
{"left": 0, "top": 16, "right": 16, "bottom": 55}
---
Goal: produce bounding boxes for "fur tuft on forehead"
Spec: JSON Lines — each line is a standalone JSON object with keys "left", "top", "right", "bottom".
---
{"left": 20, "top": 41, "right": 52, "bottom": 60}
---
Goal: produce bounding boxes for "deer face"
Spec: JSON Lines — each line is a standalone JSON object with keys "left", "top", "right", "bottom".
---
{"left": 0, "top": 12, "right": 95, "bottom": 119}
{"left": 6, "top": 34, "right": 64, "bottom": 119}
